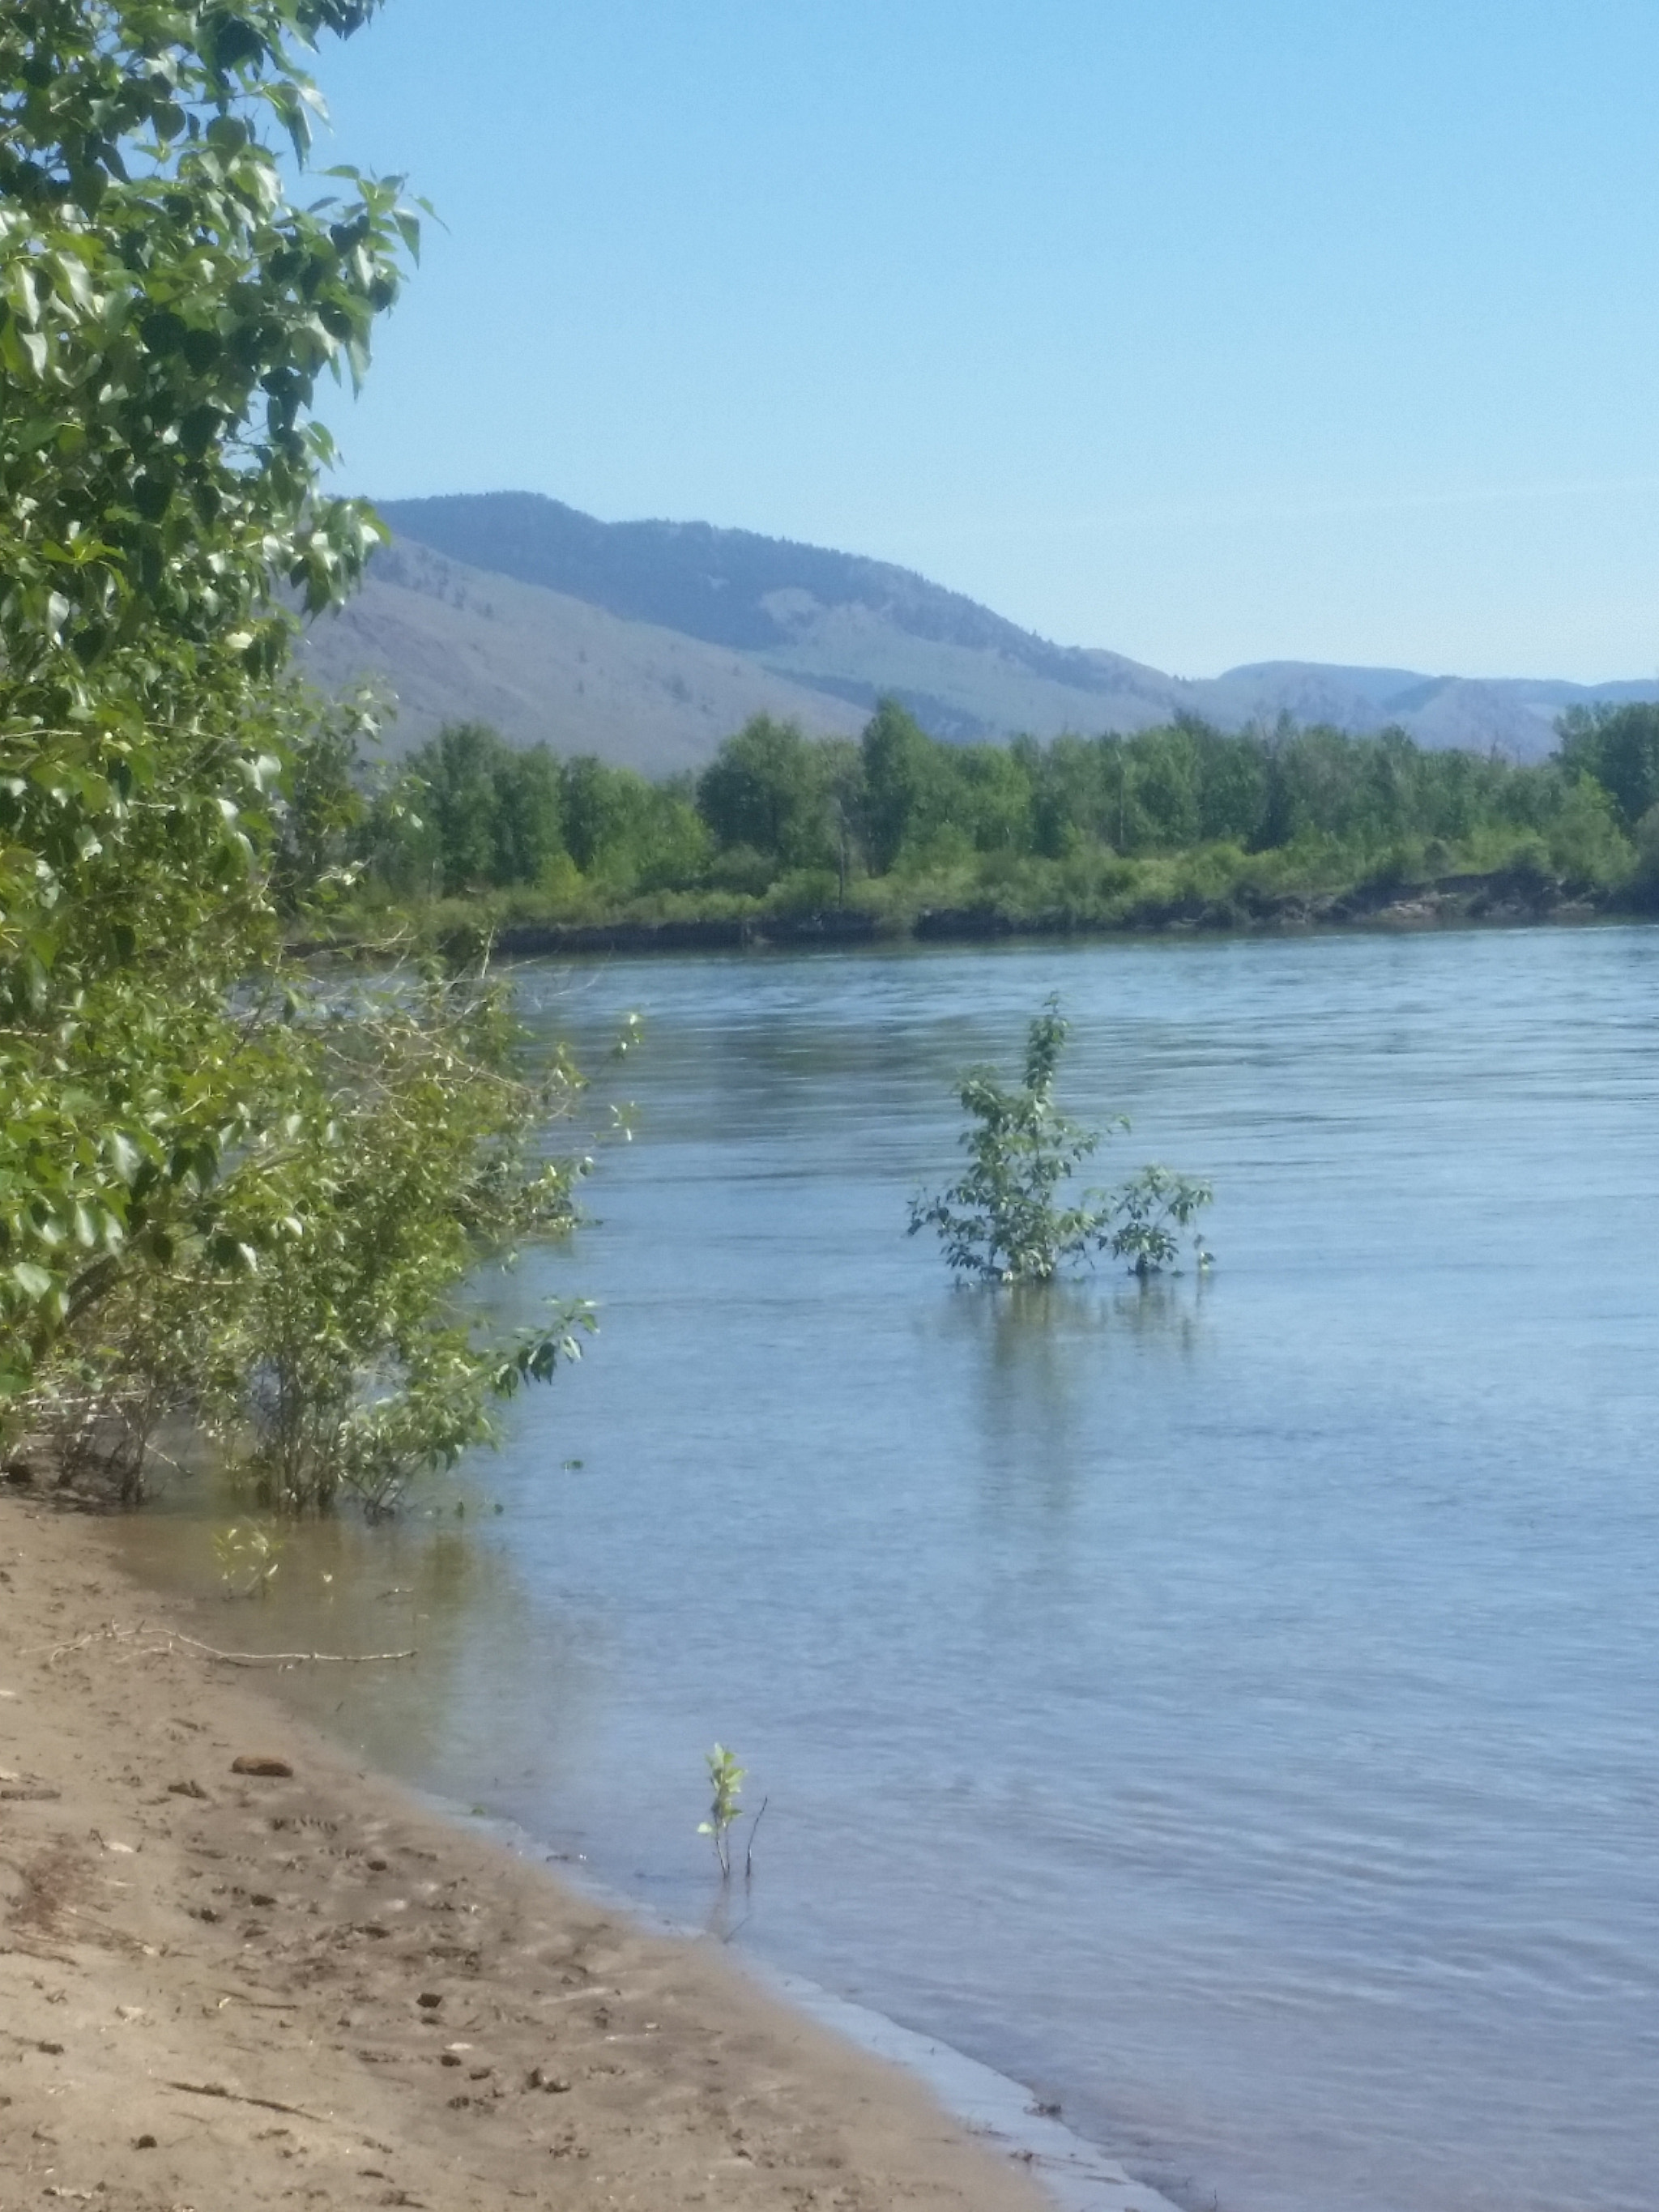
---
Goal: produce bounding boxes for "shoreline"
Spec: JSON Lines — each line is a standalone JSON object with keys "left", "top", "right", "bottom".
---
{"left": 0, "top": 1494, "right": 1175, "bottom": 2212}
{"left": 416, "top": 1796, "right": 1186, "bottom": 2212}
{"left": 294, "top": 861, "right": 1632, "bottom": 964}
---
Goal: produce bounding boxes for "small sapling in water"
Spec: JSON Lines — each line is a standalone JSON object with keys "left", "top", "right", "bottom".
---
{"left": 699, "top": 1745, "right": 767, "bottom": 1882}
{"left": 698, "top": 1744, "right": 744, "bottom": 1878}
{"left": 211, "top": 1523, "right": 286, "bottom": 1599}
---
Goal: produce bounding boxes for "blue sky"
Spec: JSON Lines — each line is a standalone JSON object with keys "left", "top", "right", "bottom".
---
{"left": 311, "top": 2, "right": 1659, "bottom": 680}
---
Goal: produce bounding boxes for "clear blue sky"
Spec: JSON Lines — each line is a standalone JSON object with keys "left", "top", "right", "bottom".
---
{"left": 311, "top": 1, "right": 1659, "bottom": 681}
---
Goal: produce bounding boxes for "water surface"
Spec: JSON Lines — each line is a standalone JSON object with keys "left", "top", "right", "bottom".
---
{"left": 126, "top": 927, "right": 1659, "bottom": 2212}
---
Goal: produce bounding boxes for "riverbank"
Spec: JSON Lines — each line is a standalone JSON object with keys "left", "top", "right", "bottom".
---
{"left": 298, "top": 858, "right": 1626, "bottom": 962}
{"left": 0, "top": 1493, "right": 1065, "bottom": 2212}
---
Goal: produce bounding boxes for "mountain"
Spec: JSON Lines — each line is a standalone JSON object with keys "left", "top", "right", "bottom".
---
{"left": 297, "top": 491, "right": 1659, "bottom": 770}
{"left": 300, "top": 536, "right": 866, "bottom": 774}
{"left": 1196, "top": 664, "right": 1659, "bottom": 758}
{"left": 366, "top": 491, "right": 1195, "bottom": 748}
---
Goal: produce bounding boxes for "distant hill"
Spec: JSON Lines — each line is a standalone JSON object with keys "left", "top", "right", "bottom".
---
{"left": 1196, "top": 662, "right": 1659, "bottom": 759}
{"left": 301, "top": 537, "right": 865, "bottom": 773}
{"left": 296, "top": 490, "right": 1659, "bottom": 770}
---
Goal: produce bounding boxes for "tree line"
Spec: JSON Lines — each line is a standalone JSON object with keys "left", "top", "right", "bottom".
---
{"left": 337, "top": 697, "right": 1659, "bottom": 923}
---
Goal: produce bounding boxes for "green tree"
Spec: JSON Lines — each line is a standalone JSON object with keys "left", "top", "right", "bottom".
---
{"left": 1, "top": 0, "right": 416, "bottom": 1385}
{"left": 558, "top": 754, "right": 659, "bottom": 876}
{"left": 35, "top": 967, "right": 597, "bottom": 1512}
{"left": 696, "top": 715, "right": 834, "bottom": 871}
{"left": 2, "top": 2, "right": 591, "bottom": 1511}
{"left": 1031, "top": 734, "right": 1103, "bottom": 857}
{"left": 954, "top": 741, "right": 1036, "bottom": 853}
{"left": 561, "top": 754, "right": 706, "bottom": 891}
{"left": 1545, "top": 774, "right": 1630, "bottom": 884}
{"left": 1190, "top": 718, "right": 1270, "bottom": 846}
{"left": 497, "top": 744, "right": 567, "bottom": 885}
{"left": 412, "top": 722, "right": 504, "bottom": 894}
{"left": 398, "top": 723, "right": 568, "bottom": 897}
{"left": 909, "top": 999, "right": 1212, "bottom": 1284}
{"left": 860, "top": 698, "right": 946, "bottom": 873}
{"left": 1559, "top": 703, "right": 1659, "bottom": 832}
{"left": 1124, "top": 725, "right": 1202, "bottom": 848}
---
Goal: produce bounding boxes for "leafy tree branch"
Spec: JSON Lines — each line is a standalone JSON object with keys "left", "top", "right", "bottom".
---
{"left": 2, "top": 3, "right": 596, "bottom": 1514}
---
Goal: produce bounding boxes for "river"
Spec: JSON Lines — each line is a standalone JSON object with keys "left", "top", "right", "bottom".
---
{"left": 122, "top": 925, "right": 1659, "bottom": 2212}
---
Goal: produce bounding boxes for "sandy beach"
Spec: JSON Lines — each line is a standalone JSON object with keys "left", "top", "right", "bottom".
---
{"left": 0, "top": 1490, "right": 1063, "bottom": 2212}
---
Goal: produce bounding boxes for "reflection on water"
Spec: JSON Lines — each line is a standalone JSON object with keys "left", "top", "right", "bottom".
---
{"left": 117, "top": 1494, "right": 608, "bottom": 1810}
{"left": 946, "top": 1281, "right": 1208, "bottom": 1525}
{"left": 122, "top": 928, "right": 1659, "bottom": 2212}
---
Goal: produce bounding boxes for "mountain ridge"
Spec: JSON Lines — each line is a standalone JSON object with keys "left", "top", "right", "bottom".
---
{"left": 296, "top": 491, "right": 1659, "bottom": 769}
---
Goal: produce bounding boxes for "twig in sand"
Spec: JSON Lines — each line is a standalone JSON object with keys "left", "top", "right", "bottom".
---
{"left": 0, "top": 1941, "right": 77, "bottom": 1966}
{"left": 164, "top": 2079, "right": 331, "bottom": 2123}
{"left": 165, "top": 1630, "right": 416, "bottom": 1668}
{"left": 29, "top": 1622, "right": 415, "bottom": 1668}
{"left": 164, "top": 2082, "right": 396, "bottom": 2156}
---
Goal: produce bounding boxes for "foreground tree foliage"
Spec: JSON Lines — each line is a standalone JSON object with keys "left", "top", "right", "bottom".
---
{"left": 2, "top": 1, "right": 588, "bottom": 1509}
{"left": 909, "top": 999, "right": 1212, "bottom": 1285}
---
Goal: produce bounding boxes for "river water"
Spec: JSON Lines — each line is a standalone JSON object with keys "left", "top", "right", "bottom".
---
{"left": 122, "top": 927, "right": 1659, "bottom": 2212}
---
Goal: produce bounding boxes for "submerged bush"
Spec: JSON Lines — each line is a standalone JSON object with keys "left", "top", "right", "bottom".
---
{"left": 909, "top": 999, "right": 1213, "bottom": 1285}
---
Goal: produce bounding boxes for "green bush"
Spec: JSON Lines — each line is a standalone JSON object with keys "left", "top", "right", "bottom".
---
{"left": 2, "top": 1, "right": 599, "bottom": 1510}
{"left": 909, "top": 999, "right": 1212, "bottom": 1285}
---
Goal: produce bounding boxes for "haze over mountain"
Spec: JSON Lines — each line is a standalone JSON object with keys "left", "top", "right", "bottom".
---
{"left": 299, "top": 492, "right": 1659, "bottom": 772}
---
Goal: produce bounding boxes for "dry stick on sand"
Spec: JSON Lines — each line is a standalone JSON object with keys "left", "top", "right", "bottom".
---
{"left": 164, "top": 2079, "right": 332, "bottom": 2122}
{"left": 165, "top": 2080, "right": 394, "bottom": 2151}
{"left": 28, "top": 1623, "right": 416, "bottom": 1669}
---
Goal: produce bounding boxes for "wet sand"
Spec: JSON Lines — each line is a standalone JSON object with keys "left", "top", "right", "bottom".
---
{"left": 0, "top": 1493, "right": 1061, "bottom": 2212}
